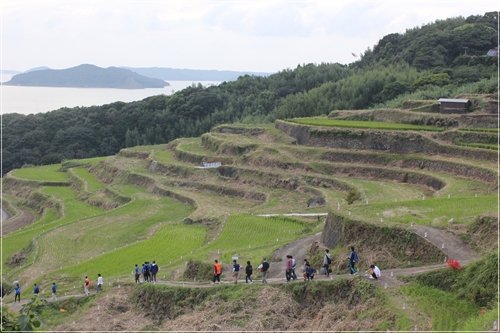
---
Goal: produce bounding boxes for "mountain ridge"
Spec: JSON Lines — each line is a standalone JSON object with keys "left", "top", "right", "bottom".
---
{"left": 4, "top": 64, "right": 169, "bottom": 89}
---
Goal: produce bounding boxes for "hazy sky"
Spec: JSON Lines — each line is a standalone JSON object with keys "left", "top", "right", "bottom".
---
{"left": 1, "top": 1, "right": 495, "bottom": 73}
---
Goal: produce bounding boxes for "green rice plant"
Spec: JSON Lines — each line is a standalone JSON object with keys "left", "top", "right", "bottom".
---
{"left": 351, "top": 194, "right": 498, "bottom": 227}
{"left": 201, "top": 215, "right": 313, "bottom": 265}
{"left": 33, "top": 185, "right": 193, "bottom": 272}
{"left": 2, "top": 187, "right": 105, "bottom": 274}
{"left": 72, "top": 167, "right": 106, "bottom": 192}
{"left": 458, "top": 128, "right": 499, "bottom": 133}
{"left": 56, "top": 223, "right": 206, "bottom": 280}
{"left": 287, "top": 118, "right": 444, "bottom": 132}
{"left": 455, "top": 142, "right": 499, "bottom": 150}
{"left": 400, "top": 284, "right": 479, "bottom": 331}
{"left": 12, "top": 164, "right": 68, "bottom": 182}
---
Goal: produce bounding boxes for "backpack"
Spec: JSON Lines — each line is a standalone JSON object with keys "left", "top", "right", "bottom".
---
{"left": 326, "top": 255, "right": 331, "bottom": 265}
{"left": 353, "top": 251, "right": 359, "bottom": 263}
{"left": 262, "top": 261, "right": 269, "bottom": 271}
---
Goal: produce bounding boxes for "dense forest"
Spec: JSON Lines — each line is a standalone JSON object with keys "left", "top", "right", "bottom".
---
{"left": 2, "top": 11, "right": 497, "bottom": 175}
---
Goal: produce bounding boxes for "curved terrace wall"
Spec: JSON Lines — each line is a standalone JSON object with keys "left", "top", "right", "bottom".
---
{"left": 319, "top": 151, "right": 497, "bottom": 184}
{"left": 275, "top": 120, "right": 497, "bottom": 162}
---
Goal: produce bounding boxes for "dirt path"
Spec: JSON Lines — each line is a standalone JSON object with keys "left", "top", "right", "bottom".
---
{"left": 268, "top": 232, "right": 322, "bottom": 279}
{"left": 3, "top": 223, "right": 481, "bottom": 313}
{"left": 413, "top": 225, "right": 479, "bottom": 263}
{"left": 1, "top": 207, "right": 36, "bottom": 236}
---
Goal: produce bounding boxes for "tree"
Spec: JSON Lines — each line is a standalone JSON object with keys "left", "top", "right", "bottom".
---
{"left": 1, "top": 295, "right": 48, "bottom": 331}
{"left": 345, "top": 189, "right": 361, "bottom": 205}
{"left": 40, "top": 153, "right": 65, "bottom": 165}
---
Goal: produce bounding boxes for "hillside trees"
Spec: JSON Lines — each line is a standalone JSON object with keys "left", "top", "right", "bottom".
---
{"left": 1, "top": 62, "right": 350, "bottom": 174}
{"left": 2, "top": 11, "right": 497, "bottom": 175}
{"left": 271, "top": 63, "right": 421, "bottom": 119}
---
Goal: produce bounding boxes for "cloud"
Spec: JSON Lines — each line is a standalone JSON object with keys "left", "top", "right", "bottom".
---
{"left": 202, "top": 2, "right": 314, "bottom": 37}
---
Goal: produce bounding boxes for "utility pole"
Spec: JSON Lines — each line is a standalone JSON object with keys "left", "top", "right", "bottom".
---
{"left": 463, "top": 47, "right": 468, "bottom": 55}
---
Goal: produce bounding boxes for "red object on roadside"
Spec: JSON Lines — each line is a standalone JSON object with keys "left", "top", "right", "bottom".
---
{"left": 446, "top": 259, "right": 462, "bottom": 270}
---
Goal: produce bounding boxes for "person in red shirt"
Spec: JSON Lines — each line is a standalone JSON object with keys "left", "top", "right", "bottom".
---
{"left": 84, "top": 276, "right": 90, "bottom": 296}
{"left": 212, "top": 260, "right": 221, "bottom": 284}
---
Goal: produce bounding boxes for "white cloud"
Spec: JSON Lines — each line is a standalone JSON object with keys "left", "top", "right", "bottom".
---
{"left": 1, "top": 0, "right": 496, "bottom": 72}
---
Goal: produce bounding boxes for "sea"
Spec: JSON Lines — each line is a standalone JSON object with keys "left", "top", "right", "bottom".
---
{"left": 0, "top": 74, "right": 220, "bottom": 115}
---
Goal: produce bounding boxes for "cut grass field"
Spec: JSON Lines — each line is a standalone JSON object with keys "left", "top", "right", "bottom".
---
{"left": 12, "top": 164, "right": 68, "bottom": 182}
{"left": 286, "top": 118, "right": 445, "bottom": 132}
{"left": 350, "top": 194, "right": 498, "bottom": 227}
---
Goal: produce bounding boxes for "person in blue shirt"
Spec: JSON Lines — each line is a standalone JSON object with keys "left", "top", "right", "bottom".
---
{"left": 33, "top": 284, "right": 40, "bottom": 295}
{"left": 347, "top": 246, "right": 359, "bottom": 275}
{"left": 135, "top": 264, "right": 141, "bottom": 284}
{"left": 14, "top": 284, "right": 21, "bottom": 302}
{"left": 305, "top": 263, "right": 316, "bottom": 281}
{"left": 141, "top": 263, "right": 147, "bottom": 283}
{"left": 232, "top": 260, "right": 240, "bottom": 284}
{"left": 150, "top": 261, "right": 159, "bottom": 284}
{"left": 51, "top": 283, "right": 57, "bottom": 301}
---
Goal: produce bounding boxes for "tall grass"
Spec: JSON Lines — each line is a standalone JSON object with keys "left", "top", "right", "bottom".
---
{"left": 401, "top": 284, "right": 479, "bottom": 331}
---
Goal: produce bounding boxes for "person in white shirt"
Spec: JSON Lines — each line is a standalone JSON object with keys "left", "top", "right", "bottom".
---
{"left": 97, "top": 273, "right": 103, "bottom": 292}
{"left": 367, "top": 264, "right": 381, "bottom": 280}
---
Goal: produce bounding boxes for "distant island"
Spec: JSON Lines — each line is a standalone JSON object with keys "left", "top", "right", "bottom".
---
{"left": 122, "top": 67, "right": 272, "bottom": 81}
{"left": 4, "top": 64, "right": 169, "bottom": 89}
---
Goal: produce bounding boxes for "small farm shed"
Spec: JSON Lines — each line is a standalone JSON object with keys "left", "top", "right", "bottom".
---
{"left": 438, "top": 98, "right": 470, "bottom": 114}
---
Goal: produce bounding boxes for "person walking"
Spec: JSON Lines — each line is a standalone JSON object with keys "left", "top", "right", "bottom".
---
{"left": 245, "top": 261, "right": 253, "bottom": 284}
{"left": 285, "top": 255, "right": 293, "bottom": 282}
{"left": 135, "top": 264, "right": 141, "bottom": 284}
{"left": 84, "top": 276, "right": 90, "bottom": 296}
{"left": 33, "top": 284, "right": 40, "bottom": 296}
{"left": 151, "top": 261, "right": 159, "bottom": 284}
{"left": 290, "top": 255, "right": 297, "bottom": 280}
{"left": 212, "top": 260, "right": 221, "bottom": 284}
{"left": 347, "top": 246, "right": 359, "bottom": 275}
{"left": 51, "top": 283, "right": 57, "bottom": 301}
{"left": 232, "top": 260, "right": 240, "bottom": 284}
{"left": 143, "top": 262, "right": 150, "bottom": 283}
{"left": 14, "top": 284, "right": 21, "bottom": 302}
{"left": 258, "top": 258, "right": 270, "bottom": 283}
{"left": 96, "top": 274, "right": 103, "bottom": 293}
{"left": 323, "top": 249, "right": 331, "bottom": 276}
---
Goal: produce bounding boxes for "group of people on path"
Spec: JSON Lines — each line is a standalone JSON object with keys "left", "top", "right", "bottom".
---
{"left": 212, "top": 258, "right": 271, "bottom": 285}
{"left": 211, "top": 246, "right": 381, "bottom": 284}
{"left": 11, "top": 273, "right": 103, "bottom": 303}
{"left": 134, "top": 261, "right": 159, "bottom": 284}
{"left": 84, "top": 274, "right": 104, "bottom": 296}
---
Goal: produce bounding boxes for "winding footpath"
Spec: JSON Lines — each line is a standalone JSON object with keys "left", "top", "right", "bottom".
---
{"left": 4, "top": 221, "right": 480, "bottom": 313}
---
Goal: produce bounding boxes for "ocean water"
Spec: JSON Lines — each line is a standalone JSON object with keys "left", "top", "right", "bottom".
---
{"left": 0, "top": 74, "right": 219, "bottom": 115}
